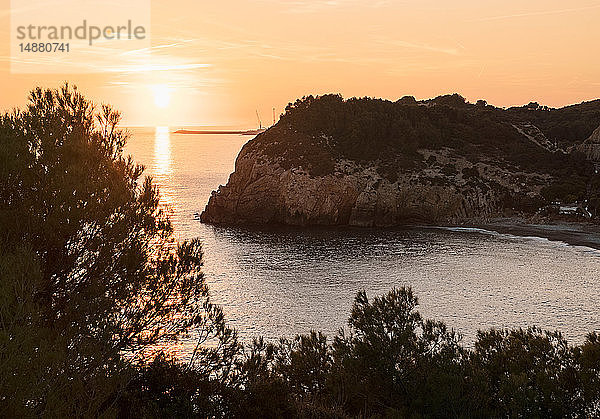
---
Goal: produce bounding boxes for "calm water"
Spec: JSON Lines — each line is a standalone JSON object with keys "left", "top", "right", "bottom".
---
{"left": 125, "top": 127, "right": 600, "bottom": 352}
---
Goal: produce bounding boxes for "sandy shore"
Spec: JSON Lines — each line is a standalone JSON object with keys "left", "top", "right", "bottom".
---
{"left": 447, "top": 217, "right": 600, "bottom": 250}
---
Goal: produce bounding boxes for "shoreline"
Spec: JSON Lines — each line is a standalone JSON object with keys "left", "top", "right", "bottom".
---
{"left": 173, "top": 129, "right": 265, "bottom": 136}
{"left": 446, "top": 217, "right": 600, "bottom": 250}
{"left": 202, "top": 216, "right": 600, "bottom": 250}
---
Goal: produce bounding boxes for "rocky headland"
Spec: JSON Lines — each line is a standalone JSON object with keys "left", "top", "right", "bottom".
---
{"left": 201, "top": 94, "right": 600, "bottom": 227}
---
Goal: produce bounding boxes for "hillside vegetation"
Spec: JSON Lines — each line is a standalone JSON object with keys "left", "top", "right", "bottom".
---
{"left": 237, "top": 94, "right": 600, "bottom": 215}
{"left": 262, "top": 93, "right": 595, "bottom": 173}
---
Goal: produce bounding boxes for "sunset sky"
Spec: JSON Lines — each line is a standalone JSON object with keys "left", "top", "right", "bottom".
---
{"left": 1, "top": 0, "right": 600, "bottom": 127}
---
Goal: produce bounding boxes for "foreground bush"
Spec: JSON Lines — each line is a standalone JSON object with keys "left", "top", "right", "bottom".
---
{"left": 118, "top": 287, "right": 600, "bottom": 418}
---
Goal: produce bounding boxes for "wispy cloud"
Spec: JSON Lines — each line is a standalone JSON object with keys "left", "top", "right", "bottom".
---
{"left": 384, "top": 40, "right": 462, "bottom": 56}
{"left": 3, "top": 37, "right": 211, "bottom": 76}
{"left": 471, "top": 4, "right": 600, "bottom": 22}
{"left": 120, "top": 40, "right": 197, "bottom": 56}
{"left": 265, "top": 0, "right": 392, "bottom": 14}
{"left": 105, "top": 63, "right": 210, "bottom": 73}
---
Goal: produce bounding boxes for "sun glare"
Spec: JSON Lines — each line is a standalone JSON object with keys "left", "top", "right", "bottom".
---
{"left": 153, "top": 85, "right": 171, "bottom": 108}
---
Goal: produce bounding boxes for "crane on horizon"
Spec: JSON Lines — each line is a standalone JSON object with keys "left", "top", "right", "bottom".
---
{"left": 256, "top": 110, "right": 262, "bottom": 130}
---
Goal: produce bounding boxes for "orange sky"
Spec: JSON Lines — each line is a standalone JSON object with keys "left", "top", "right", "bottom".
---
{"left": 1, "top": 0, "right": 600, "bottom": 126}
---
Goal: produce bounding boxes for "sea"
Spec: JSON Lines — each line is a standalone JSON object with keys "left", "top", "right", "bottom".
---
{"left": 124, "top": 126, "right": 600, "bottom": 356}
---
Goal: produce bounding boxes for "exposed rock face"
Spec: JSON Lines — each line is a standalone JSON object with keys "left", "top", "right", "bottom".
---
{"left": 512, "top": 122, "right": 563, "bottom": 153}
{"left": 201, "top": 94, "right": 598, "bottom": 227}
{"left": 576, "top": 126, "right": 600, "bottom": 161}
{"left": 201, "top": 137, "right": 545, "bottom": 226}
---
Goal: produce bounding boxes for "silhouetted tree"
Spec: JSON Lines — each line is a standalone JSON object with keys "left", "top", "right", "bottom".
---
{"left": 0, "top": 84, "right": 238, "bottom": 416}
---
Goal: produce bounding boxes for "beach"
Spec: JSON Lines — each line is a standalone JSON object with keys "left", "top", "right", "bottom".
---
{"left": 455, "top": 217, "right": 600, "bottom": 250}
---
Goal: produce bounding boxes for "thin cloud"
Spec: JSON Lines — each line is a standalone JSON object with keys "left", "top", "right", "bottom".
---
{"left": 472, "top": 4, "right": 600, "bottom": 22}
{"left": 386, "top": 40, "right": 461, "bottom": 56}
{"left": 105, "top": 63, "right": 210, "bottom": 73}
{"left": 120, "top": 40, "right": 197, "bottom": 56}
{"left": 275, "top": 0, "right": 392, "bottom": 13}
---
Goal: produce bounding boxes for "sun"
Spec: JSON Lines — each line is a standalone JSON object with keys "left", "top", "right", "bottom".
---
{"left": 153, "top": 84, "right": 171, "bottom": 108}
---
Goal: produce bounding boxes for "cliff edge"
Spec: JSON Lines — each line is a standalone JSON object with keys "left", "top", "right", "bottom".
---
{"left": 201, "top": 94, "right": 599, "bottom": 226}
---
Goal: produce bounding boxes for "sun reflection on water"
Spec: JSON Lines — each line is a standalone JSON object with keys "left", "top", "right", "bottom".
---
{"left": 154, "top": 126, "right": 172, "bottom": 178}
{"left": 152, "top": 126, "right": 178, "bottom": 229}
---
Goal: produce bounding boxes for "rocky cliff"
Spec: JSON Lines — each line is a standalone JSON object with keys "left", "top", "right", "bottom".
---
{"left": 576, "top": 126, "right": 600, "bottom": 162}
{"left": 201, "top": 94, "right": 600, "bottom": 226}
